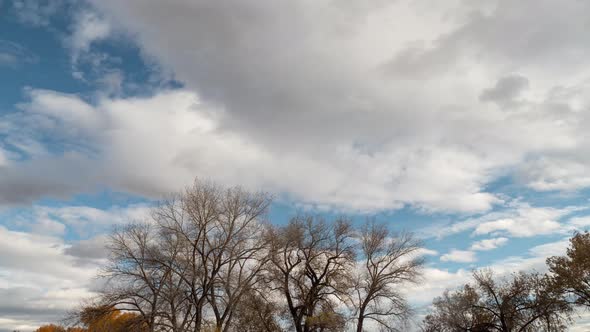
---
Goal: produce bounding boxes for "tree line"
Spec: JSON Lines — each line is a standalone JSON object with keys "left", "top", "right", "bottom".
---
{"left": 31, "top": 180, "right": 590, "bottom": 332}
{"left": 423, "top": 230, "right": 590, "bottom": 332}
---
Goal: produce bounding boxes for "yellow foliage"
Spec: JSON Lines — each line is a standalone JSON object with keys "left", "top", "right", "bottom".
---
{"left": 80, "top": 307, "right": 148, "bottom": 332}
{"left": 35, "top": 325, "right": 85, "bottom": 332}
{"left": 35, "top": 325, "right": 66, "bottom": 332}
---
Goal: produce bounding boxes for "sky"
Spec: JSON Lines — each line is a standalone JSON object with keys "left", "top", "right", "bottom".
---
{"left": 1, "top": 0, "right": 590, "bottom": 330}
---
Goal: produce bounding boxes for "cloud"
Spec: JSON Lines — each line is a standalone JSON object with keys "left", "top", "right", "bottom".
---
{"left": 64, "top": 235, "right": 110, "bottom": 266}
{"left": 68, "top": 11, "right": 111, "bottom": 54}
{"left": 470, "top": 237, "right": 508, "bottom": 251}
{"left": 0, "top": 88, "right": 505, "bottom": 212}
{"left": 405, "top": 267, "right": 472, "bottom": 305}
{"left": 0, "top": 226, "right": 95, "bottom": 280}
{"left": 520, "top": 158, "right": 590, "bottom": 192}
{"left": 0, "top": 201, "right": 153, "bottom": 329}
{"left": 408, "top": 237, "right": 571, "bottom": 307}
{"left": 570, "top": 311, "right": 590, "bottom": 332}
{"left": 570, "top": 216, "right": 590, "bottom": 228}
{"left": 473, "top": 206, "right": 570, "bottom": 237}
{"left": 0, "top": 287, "right": 90, "bottom": 321}
{"left": 440, "top": 249, "right": 477, "bottom": 263}
{"left": 3, "top": 1, "right": 590, "bottom": 212}
{"left": 34, "top": 204, "right": 152, "bottom": 236}
{"left": 404, "top": 238, "right": 573, "bottom": 332}
{"left": 0, "top": 317, "right": 39, "bottom": 332}
{"left": 416, "top": 248, "right": 439, "bottom": 257}
{"left": 0, "top": 225, "right": 99, "bottom": 328}
{"left": 9, "top": 0, "right": 65, "bottom": 27}
{"left": 3, "top": 203, "right": 153, "bottom": 237}
{"left": 422, "top": 202, "right": 579, "bottom": 239}
{"left": 479, "top": 75, "right": 529, "bottom": 107}
{"left": 385, "top": 0, "right": 590, "bottom": 77}
{"left": 0, "top": 40, "right": 39, "bottom": 67}
{"left": 68, "top": 0, "right": 590, "bottom": 214}
{"left": 30, "top": 217, "right": 66, "bottom": 236}
{"left": 66, "top": 9, "right": 113, "bottom": 80}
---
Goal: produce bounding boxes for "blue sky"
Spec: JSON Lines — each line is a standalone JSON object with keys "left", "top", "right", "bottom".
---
{"left": 2, "top": 1, "right": 590, "bottom": 330}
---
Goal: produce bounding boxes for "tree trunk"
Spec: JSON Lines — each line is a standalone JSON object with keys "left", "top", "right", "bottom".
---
{"left": 356, "top": 314, "right": 365, "bottom": 332}
{"left": 357, "top": 297, "right": 370, "bottom": 332}
{"left": 194, "top": 309, "right": 202, "bottom": 332}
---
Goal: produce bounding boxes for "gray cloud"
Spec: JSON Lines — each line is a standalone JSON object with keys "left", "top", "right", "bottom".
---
{"left": 64, "top": 235, "right": 109, "bottom": 265}
{"left": 0, "top": 287, "right": 66, "bottom": 319}
{"left": 4, "top": 0, "right": 590, "bottom": 212}
{"left": 0, "top": 226, "right": 98, "bottom": 330}
{"left": 0, "top": 88, "right": 507, "bottom": 212}
{"left": 480, "top": 75, "right": 529, "bottom": 106}
{"left": 386, "top": 0, "right": 590, "bottom": 78}
{"left": 79, "top": 0, "right": 590, "bottom": 209}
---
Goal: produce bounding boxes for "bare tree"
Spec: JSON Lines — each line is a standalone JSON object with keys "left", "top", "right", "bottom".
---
{"left": 352, "top": 220, "right": 424, "bottom": 332}
{"left": 89, "top": 180, "right": 272, "bottom": 332}
{"left": 204, "top": 185, "right": 271, "bottom": 332}
{"left": 423, "top": 270, "right": 572, "bottom": 332}
{"left": 267, "top": 215, "right": 355, "bottom": 332}
{"left": 152, "top": 180, "right": 272, "bottom": 332}
{"left": 101, "top": 223, "right": 166, "bottom": 332}
{"left": 150, "top": 220, "right": 194, "bottom": 332}
{"left": 229, "top": 286, "right": 282, "bottom": 332}
{"left": 79, "top": 180, "right": 432, "bottom": 332}
{"left": 422, "top": 285, "right": 495, "bottom": 332}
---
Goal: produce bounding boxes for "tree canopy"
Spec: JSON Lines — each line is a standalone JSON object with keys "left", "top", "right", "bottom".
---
{"left": 423, "top": 270, "right": 572, "bottom": 332}
{"left": 31, "top": 181, "right": 590, "bottom": 332}
{"left": 547, "top": 231, "right": 590, "bottom": 308}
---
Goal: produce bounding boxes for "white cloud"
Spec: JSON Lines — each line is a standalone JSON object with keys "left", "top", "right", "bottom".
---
{"left": 0, "top": 202, "right": 153, "bottom": 329}
{"left": 30, "top": 217, "right": 66, "bottom": 236}
{"left": 33, "top": 204, "right": 152, "bottom": 236}
{"left": 82, "top": 0, "right": 590, "bottom": 208}
{"left": 2, "top": 203, "right": 153, "bottom": 238}
{"left": 0, "top": 226, "right": 96, "bottom": 281}
{"left": 570, "top": 311, "right": 590, "bottom": 332}
{"left": 4, "top": 1, "right": 590, "bottom": 213}
{"left": 408, "top": 237, "right": 571, "bottom": 307}
{"left": 0, "top": 317, "right": 39, "bottom": 332}
{"left": 475, "top": 218, "right": 559, "bottom": 237}
{"left": 405, "top": 267, "right": 472, "bottom": 305}
{"left": 0, "top": 89, "right": 503, "bottom": 212}
{"left": 417, "top": 248, "right": 439, "bottom": 257}
{"left": 422, "top": 202, "right": 578, "bottom": 239}
{"left": 470, "top": 237, "right": 508, "bottom": 251}
{"left": 10, "top": 0, "right": 64, "bottom": 27}
{"left": 0, "top": 225, "right": 100, "bottom": 328}
{"left": 440, "top": 249, "right": 477, "bottom": 263}
{"left": 68, "top": 11, "right": 111, "bottom": 62}
{"left": 473, "top": 206, "right": 568, "bottom": 237}
{"left": 570, "top": 216, "right": 590, "bottom": 228}
{"left": 527, "top": 238, "right": 570, "bottom": 258}
{"left": 65, "top": 9, "right": 115, "bottom": 81}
